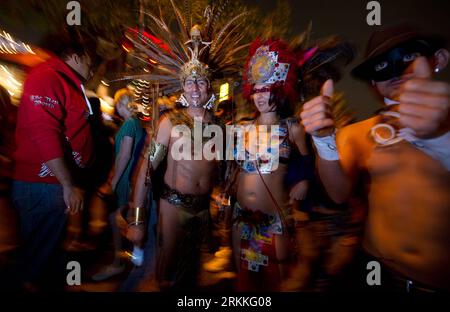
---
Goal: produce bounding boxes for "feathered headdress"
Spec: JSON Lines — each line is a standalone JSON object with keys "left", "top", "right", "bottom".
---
{"left": 297, "top": 36, "right": 355, "bottom": 102}
{"left": 242, "top": 38, "right": 302, "bottom": 104}
{"left": 242, "top": 32, "right": 355, "bottom": 116}
{"left": 123, "top": 0, "right": 249, "bottom": 98}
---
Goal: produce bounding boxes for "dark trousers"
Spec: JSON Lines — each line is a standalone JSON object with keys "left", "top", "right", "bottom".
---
{"left": 332, "top": 248, "right": 445, "bottom": 293}
{"left": 11, "top": 181, "right": 68, "bottom": 287}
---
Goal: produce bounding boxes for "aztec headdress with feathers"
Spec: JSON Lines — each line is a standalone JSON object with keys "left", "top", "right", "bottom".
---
{"left": 124, "top": 0, "right": 249, "bottom": 109}
{"left": 242, "top": 38, "right": 302, "bottom": 105}
{"left": 242, "top": 32, "right": 355, "bottom": 115}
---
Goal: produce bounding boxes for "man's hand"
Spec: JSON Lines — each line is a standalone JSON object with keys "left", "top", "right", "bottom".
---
{"left": 44, "top": 158, "right": 85, "bottom": 214}
{"left": 289, "top": 180, "right": 309, "bottom": 204}
{"left": 399, "top": 57, "right": 450, "bottom": 139}
{"left": 300, "top": 79, "right": 336, "bottom": 137}
{"left": 63, "top": 186, "right": 84, "bottom": 215}
{"left": 126, "top": 224, "right": 146, "bottom": 246}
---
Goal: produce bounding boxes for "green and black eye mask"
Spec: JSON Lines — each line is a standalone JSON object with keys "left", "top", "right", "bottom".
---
{"left": 370, "top": 41, "right": 434, "bottom": 82}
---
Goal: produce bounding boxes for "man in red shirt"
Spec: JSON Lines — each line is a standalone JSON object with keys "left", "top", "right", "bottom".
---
{"left": 12, "top": 28, "right": 98, "bottom": 291}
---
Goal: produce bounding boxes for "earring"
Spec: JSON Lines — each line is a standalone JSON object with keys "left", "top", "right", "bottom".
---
{"left": 203, "top": 94, "right": 216, "bottom": 110}
{"left": 178, "top": 94, "right": 189, "bottom": 107}
{"left": 434, "top": 67, "right": 440, "bottom": 73}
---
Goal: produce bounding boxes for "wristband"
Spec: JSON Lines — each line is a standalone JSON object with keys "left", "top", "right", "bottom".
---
{"left": 312, "top": 133, "right": 339, "bottom": 161}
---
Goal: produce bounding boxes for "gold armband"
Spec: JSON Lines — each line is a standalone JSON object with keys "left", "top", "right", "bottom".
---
{"left": 148, "top": 140, "right": 168, "bottom": 170}
{"left": 127, "top": 206, "right": 147, "bottom": 226}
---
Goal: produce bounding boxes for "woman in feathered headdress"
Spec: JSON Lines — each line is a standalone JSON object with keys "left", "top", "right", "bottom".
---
{"left": 228, "top": 36, "right": 354, "bottom": 291}
{"left": 226, "top": 38, "right": 314, "bottom": 291}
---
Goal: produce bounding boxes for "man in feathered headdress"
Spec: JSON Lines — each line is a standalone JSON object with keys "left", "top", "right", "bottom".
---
{"left": 124, "top": 2, "right": 248, "bottom": 290}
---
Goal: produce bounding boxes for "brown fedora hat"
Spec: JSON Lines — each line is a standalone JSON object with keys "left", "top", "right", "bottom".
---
{"left": 352, "top": 24, "right": 445, "bottom": 80}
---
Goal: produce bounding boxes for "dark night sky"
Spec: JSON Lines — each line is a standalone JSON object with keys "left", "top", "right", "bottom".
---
{"left": 1, "top": 0, "right": 450, "bottom": 119}
{"left": 246, "top": 0, "right": 450, "bottom": 119}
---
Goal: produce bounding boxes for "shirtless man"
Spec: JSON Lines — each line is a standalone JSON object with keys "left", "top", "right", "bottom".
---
{"left": 128, "top": 59, "right": 219, "bottom": 289}
{"left": 300, "top": 25, "right": 450, "bottom": 291}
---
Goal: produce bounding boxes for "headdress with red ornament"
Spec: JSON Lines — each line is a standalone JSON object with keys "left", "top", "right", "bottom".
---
{"left": 242, "top": 38, "right": 301, "bottom": 105}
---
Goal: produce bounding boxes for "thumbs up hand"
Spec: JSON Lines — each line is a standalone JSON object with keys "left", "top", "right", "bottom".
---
{"left": 398, "top": 56, "right": 450, "bottom": 138}
{"left": 300, "top": 79, "right": 336, "bottom": 137}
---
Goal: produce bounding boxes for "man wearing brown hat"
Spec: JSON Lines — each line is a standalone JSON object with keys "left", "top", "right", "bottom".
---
{"left": 300, "top": 24, "right": 450, "bottom": 292}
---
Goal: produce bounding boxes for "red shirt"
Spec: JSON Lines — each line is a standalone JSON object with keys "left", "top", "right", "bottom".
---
{"left": 13, "top": 57, "right": 94, "bottom": 184}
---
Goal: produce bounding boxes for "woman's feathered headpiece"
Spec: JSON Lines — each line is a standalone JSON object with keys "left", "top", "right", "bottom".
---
{"left": 242, "top": 33, "right": 355, "bottom": 112}
{"left": 242, "top": 38, "right": 302, "bottom": 104}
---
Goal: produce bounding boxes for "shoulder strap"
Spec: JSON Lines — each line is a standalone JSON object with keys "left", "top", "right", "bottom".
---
{"left": 280, "top": 117, "right": 298, "bottom": 147}
{"left": 162, "top": 108, "right": 194, "bottom": 129}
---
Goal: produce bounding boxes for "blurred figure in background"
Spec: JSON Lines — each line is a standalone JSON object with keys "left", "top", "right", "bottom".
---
{"left": 63, "top": 96, "right": 116, "bottom": 252}
{"left": 118, "top": 122, "right": 159, "bottom": 292}
{"left": 0, "top": 85, "right": 17, "bottom": 182}
{"left": 86, "top": 97, "right": 117, "bottom": 246}
{"left": 0, "top": 85, "right": 19, "bottom": 290}
{"left": 11, "top": 27, "right": 99, "bottom": 291}
{"left": 92, "top": 89, "right": 145, "bottom": 281}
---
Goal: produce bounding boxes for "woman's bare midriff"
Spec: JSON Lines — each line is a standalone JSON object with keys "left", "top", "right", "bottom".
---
{"left": 236, "top": 164, "right": 290, "bottom": 214}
